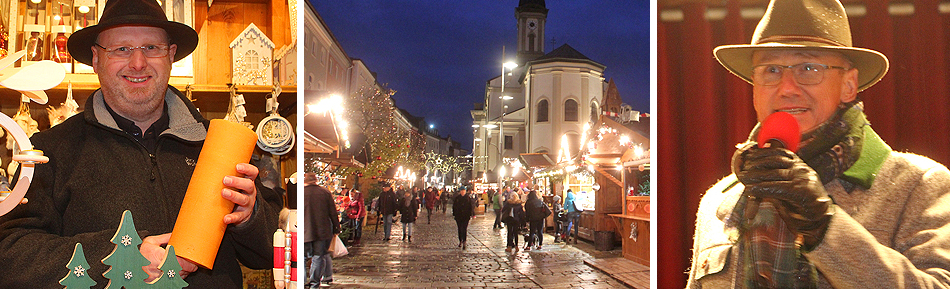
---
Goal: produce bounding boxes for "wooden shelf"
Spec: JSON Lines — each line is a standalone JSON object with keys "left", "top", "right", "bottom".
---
{"left": 0, "top": 74, "right": 296, "bottom": 131}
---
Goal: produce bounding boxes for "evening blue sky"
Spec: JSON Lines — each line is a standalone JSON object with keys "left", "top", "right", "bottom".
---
{"left": 310, "top": 1, "right": 650, "bottom": 151}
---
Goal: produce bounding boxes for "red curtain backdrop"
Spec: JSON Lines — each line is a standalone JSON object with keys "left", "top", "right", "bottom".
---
{"left": 658, "top": 1, "right": 950, "bottom": 287}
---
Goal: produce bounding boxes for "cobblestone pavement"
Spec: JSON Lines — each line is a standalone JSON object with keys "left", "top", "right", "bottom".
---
{"left": 324, "top": 206, "right": 631, "bottom": 288}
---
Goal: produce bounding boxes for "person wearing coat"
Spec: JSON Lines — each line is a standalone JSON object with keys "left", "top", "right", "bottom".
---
{"left": 0, "top": 0, "right": 281, "bottom": 286}
{"left": 304, "top": 177, "right": 340, "bottom": 288}
{"left": 562, "top": 189, "right": 580, "bottom": 243}
{"left": 452, "top": 186, "right": 475, "bottom": 249}
{"left": 344, "top": 189, "right": 366, "bottom": 246}
{"left": 424, "top": 187, "right": 439, "bottom": 224}
{"left": 501, "top": 193, "right": 526, "bottom": 253}
{"left": 377, "top": 183, "right": 399, "bottom": 241}
{"left": 688, "top": 0, "right": 950, "bottom": 287}
{"left": 523, "top": 190, "right": 547, "bottom": 250}
{"left": 492, "top": 189, "right": 505, "bottom": 229}
{"left": 399, "top": 190, "right": 419, "bottom": 242}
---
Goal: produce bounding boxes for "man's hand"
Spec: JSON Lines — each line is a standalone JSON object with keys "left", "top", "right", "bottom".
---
{"left": 222, "top": 163, "right": 259, "bottom": 225}
{"left": 141, "top": 233, "right": 199, "bottom": 282}
{"left": 736, "top": 147, "right": 834, "bottom": 250}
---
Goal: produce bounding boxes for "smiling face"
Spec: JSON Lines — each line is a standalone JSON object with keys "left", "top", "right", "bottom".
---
{"left": 92, "top": 26, "right": 177, "bottom": 125}
{"left": 751, "top": 49, "right": 859, "bottom": 134}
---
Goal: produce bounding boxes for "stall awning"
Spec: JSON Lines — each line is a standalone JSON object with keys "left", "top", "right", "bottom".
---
{"left": 304, "top": 111, "right": 339, "bottom": 153}
{"left": 304, "top": 111, "right": 367, "bottom": 168}
{"left": 622, "top": 148, "right": 650, "bottom": 167}
{"left": 520, "top": 153, "right": 555, "bottom": 168}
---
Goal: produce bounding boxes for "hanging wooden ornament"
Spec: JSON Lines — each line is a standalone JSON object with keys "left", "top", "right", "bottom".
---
{"left": 256, "top": 84, "right": 294, "bottom": 155}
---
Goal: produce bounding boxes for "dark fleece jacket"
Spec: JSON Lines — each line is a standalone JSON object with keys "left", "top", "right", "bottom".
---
{"left": 0, "top": 87, "right": 282, "bottom": 289}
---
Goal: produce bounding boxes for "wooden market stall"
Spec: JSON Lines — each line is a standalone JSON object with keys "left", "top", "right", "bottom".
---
{"left": 580, "top": 117, "right": 648, "bottom": 255}
{"left": 609, "top": 149, "right": 650, "bottom": 266}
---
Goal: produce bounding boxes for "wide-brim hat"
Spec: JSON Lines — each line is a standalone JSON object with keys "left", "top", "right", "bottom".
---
{"left": 67, "top": 0, "right": 198, "bottom": 66}
{"left": 713, "top": 0, "right": 888, "bottom": 92}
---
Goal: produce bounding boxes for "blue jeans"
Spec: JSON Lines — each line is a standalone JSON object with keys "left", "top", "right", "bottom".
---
{"left": 384, "top": 214, "right": 394, "bottom": 240}
{"left": 306, "top": 239, "right": 332, "bottom": 284}
{"left": 564, "top": 212, "right": 580, "bottom": 238}
{"left": 352, "top": 218, "right": 363, "bottom": 241}
{"left": 403, "top": 222, "right": 413, "bottom": 238}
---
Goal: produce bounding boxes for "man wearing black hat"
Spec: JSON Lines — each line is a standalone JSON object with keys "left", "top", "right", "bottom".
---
{"left": 688, "top": 0, "right": 950, "bottom": 288}
{"left": 0, "top": 0, "right": 281, "bottom": 287}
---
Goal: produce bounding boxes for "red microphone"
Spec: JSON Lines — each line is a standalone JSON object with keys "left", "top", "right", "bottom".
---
{"left": 745, "top": 111, "right": 800, "bottom": 221}
{"left": 757, "top": 111, "right": 800, "bottom": 152}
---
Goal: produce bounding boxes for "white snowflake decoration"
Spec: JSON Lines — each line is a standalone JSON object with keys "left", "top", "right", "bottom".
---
{"left": 124, "top": 270, "right": 133, "bottom": 280}
{"left": 167, "top": 270, "right": 176, "bottom": 278}
{"left": 121, "top": 235, "right": 132, "bottom": 246}
{"left": 73, "top": 265, "right": 85, "bottom": 277}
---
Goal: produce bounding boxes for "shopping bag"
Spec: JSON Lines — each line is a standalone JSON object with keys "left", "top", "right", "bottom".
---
{"left": 329, "top": 234, "right": 348, "bottom": 258}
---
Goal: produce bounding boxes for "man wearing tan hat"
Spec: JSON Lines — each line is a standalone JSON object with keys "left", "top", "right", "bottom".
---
{"left": 0, "top": 0, "right": 281, "bottom": 287}
{"left": 688, "top": 0, "right": 950, "bottom": 288}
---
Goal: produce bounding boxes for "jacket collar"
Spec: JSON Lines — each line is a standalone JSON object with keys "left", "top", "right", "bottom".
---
{"left": 87, "top": 87, "right": 207, "bottom": 142}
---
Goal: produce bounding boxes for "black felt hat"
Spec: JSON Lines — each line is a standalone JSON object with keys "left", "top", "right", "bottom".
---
{"left": 67, "top": 0, "right": 198, "bottom": 66}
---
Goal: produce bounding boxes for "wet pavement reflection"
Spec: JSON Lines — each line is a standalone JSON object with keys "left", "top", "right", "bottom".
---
{"left": 325, "top": 206, "right": 631, "bottom": 288}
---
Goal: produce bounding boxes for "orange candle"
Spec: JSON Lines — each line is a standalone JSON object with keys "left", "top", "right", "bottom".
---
{"left": 169, "top": 119, "right": 257, "bottom": 269}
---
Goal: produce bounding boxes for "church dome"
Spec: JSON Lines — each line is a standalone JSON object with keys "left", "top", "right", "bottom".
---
{"left": 517, "top": 0, "right": 548, "bottom": 13}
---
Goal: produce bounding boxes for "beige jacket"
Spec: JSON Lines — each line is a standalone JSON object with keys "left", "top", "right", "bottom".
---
{"left": 688, "top": 151, "right": 950, "bottom": 288}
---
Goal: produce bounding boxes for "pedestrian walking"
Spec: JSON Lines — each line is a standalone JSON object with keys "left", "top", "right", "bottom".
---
{"left": 551, "top": 193, "right": 563, "bottom": 243}
{"left": 501, "top": 193, "right": 525, "bottom": 253}
{"left": 439, "top": 188, "right": 448, "bottom": 213}
{"left": 562, "top": 189, "right": 581, "bottom": 244}
{"left": 424, "top": 187, "right": 439, "bottom": 224}
{"left": 304, "top": 174, "right": 340, "bottom": 288}
{"left": 378, "top": 183, "right": 399, "bottom": 241}
{"left": 491, "top": 189, "right": 504, "bottom": 229}
{"left": 523, "top": 190, "right": 550, "bottom": 250}
{"left": 399, "top": 190, "right": 419, "bottom": 242}
{"left": 344, "top": 189, "right": 366, "bottom": 246}
{"left": 452, "top": 186, "right": 475, "bottom": 249}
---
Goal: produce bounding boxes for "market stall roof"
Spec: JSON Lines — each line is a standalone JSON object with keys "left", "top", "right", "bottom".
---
{"left": 622, "top": 148, "right": 650, "bottom": 167}
{"left": 304, "top": 111, "right": 339, "bottom": 153}
{"left": 520, "top": 153, "right": 555, "bottom": 168}
{"left": 585, "top": 117, "right": 648, "bottom": 166}
{"left": 304, "top": 110, "right": 367, "bottom": 168}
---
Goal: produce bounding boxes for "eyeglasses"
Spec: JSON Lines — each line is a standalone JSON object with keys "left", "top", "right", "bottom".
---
{"left": 94, "top": 43, "right": 170, "bottom": 59}
{"left": 751, "top": 63, "right": 848, "bottom": 86}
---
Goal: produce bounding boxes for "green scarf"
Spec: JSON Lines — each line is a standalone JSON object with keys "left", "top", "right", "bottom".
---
{"left": 725, "top": 102, "right": 868, "bottom": 288}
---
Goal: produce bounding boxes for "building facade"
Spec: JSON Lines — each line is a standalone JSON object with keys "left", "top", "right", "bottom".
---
{"left": 472, "top": 0, "right": 608, "bottom": 183}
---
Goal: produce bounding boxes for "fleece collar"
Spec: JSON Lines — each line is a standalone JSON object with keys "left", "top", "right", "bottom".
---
{"left": 90, "top": 88, "right": 207, "bottom": 142}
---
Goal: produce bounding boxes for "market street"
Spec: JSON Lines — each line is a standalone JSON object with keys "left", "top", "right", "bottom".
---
{"left": 326, "top": 207, "right": 633, "bottom": 288}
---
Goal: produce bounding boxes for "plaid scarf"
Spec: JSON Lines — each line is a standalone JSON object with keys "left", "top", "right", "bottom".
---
{"left": 723, "top": 102, "right": 867, "bottom": 288}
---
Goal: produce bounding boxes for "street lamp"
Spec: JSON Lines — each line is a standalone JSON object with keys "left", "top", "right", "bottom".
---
{"left": 499, "top": 59, "right": 517, "bottom": 191}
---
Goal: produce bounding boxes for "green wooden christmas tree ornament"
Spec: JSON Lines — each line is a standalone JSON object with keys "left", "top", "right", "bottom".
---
{"left": 147, "top": 245, "right": 189, "bottom": 289}
{"left": 101, "top": 210, "right": 150, "bottom": 289}
{"left": 60, "top": 243, "right": 97, "bottom": 289}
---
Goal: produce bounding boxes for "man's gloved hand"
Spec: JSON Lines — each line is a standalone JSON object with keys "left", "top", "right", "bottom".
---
{"left": 736, "top": 146, "right": 835, "bottom": 251}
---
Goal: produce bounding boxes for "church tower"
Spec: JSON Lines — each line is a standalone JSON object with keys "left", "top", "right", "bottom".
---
{"left": 516, "top": 0, "right": 548, "bottom": 64}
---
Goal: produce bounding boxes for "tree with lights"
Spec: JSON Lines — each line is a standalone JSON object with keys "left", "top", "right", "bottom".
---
{"left": 304, "top": 86, "right": 425, "bottom": 197}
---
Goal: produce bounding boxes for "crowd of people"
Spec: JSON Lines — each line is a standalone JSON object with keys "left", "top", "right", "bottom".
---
{"left": 305, "top": 178, "right": 589, "bottom": 288}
